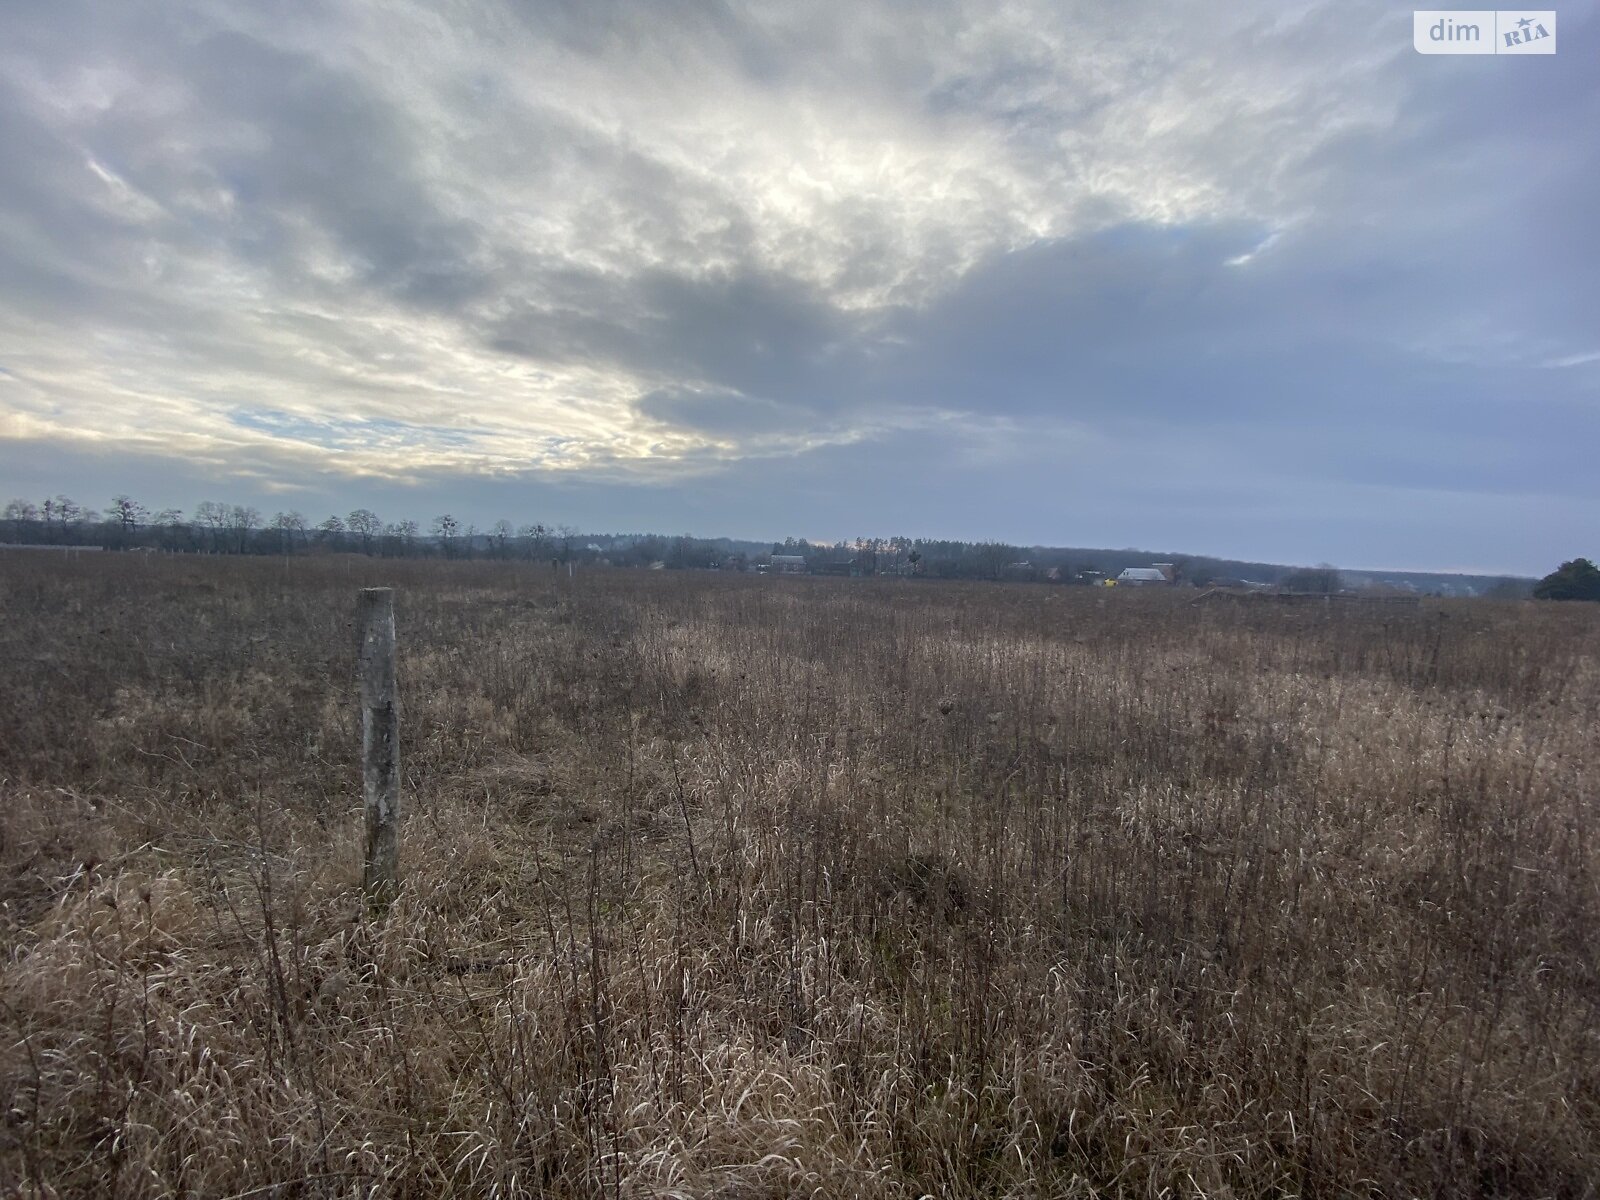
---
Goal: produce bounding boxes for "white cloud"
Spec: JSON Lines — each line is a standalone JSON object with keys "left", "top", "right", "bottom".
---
{"left": 0, "top": 0, "right": 1426, "bottom": 482}
{"left": 1545, "top": 350, "right": 1600, "bottom": 369}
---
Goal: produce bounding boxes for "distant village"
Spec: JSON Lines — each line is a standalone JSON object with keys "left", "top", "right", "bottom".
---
{"left": 736, "top": 549, "right": 1489, "bottom": 597}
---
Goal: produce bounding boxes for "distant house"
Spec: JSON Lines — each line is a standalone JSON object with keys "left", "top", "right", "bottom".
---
{"left": 770, "top": 554, "right": 808, "bottom": 575}
{"left": 1117, "top": 567, "right": 1171, "bottom": 586}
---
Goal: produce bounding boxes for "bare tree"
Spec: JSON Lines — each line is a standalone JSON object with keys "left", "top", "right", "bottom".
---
{"left": 432, "top": 514, "right": 459, "bottom": 557}
{"left": 517, "top": 522, "right": 549, "bottom": 562}
{"left": 271, "top": 510, "right": 308, "bottom": 554}
{"left": 556, "top": 523, "right": 578, "bottom": 564}
{"left": 316, "top": 515, "right": 346, "bottom": 551}
{"left": 347, "top": 508, "right": 382, "bottom": 555}
{"left": 4, "top": 499, "right": 38, "bottom": 543}
{"left": 971, "top": 540, "right": 1017, "bottom": 581}
{"left": 226, "top": 505, "right": 261, "bottom": 553}
{"left": 49, "top": 495, "right": 82, "bottom": 542}
{"left": 193, "top": 501, "right": 229, "bottom": 551}
{"left": 490, "top": 519, "right": 514, "bottom": 559}
{"left": 153, "top": 508, "right": 185, "bottom": 550}
{"left": 109, "top": 495, "right": 145, "bottom": 547}
{"left": 1281, "top": 564, "right": 1343, "bottom": 594}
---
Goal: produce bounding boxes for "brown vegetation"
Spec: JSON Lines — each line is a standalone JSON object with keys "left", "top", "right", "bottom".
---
{"left": 1, "top": 553, "right": 1597, "bottom": 1197}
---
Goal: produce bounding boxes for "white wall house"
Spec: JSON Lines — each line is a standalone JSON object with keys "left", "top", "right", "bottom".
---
{"left": 1117, "top": 567, "right": 1170, "bottom": 586}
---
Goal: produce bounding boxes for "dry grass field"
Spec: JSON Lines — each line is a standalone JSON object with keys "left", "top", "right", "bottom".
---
{"left": 1, "top": 553, "right": 1597, "bottom": 1198}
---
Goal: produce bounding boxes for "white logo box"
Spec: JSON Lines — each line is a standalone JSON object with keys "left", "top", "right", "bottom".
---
{"left": 1414, "top": 10, "right": 1556, "bottom": 53}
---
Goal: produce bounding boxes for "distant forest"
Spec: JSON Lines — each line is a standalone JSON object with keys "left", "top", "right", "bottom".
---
{"left": 2, "top": 493, "right": 1529, "bottom": 597}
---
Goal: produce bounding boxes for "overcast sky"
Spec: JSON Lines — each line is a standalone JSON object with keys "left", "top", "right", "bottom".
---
{"left": 1, "top": 1, "right": 1595, "bottom": 572}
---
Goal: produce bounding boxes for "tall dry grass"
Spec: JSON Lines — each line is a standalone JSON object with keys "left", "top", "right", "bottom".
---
{"left": 1, "top": 553, "right": 1597, "bottom": 1197}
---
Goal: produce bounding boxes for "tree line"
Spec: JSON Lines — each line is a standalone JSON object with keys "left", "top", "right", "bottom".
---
{"left": 0, "top": 494, "right": 1123, "bottom": 578}
{"left": 4, "top": 492, "right": 1563, "bottom": 597}
{"left": 1, "top": 495, "right": 586, "bottom": 561}
{"left": 0, "top": 495, "right": 788, "bottom": 570}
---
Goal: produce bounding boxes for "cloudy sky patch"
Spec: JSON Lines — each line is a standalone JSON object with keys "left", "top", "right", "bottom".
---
{"left": 1, "top": 0, "right": 1595, "bottom": 571}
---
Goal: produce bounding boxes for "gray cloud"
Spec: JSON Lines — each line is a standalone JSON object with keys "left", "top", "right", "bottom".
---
{"left": 0, "top": 0, "right": 1596, "bottom": 571}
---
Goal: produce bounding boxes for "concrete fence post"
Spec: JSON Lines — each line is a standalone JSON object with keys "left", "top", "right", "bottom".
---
{"left": 357, "top": 587, "right": 400, "bottom": 913}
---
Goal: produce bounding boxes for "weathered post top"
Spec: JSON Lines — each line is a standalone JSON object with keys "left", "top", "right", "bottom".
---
{"left": 357, "top": 587, "right": 396, "bottom": 699}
